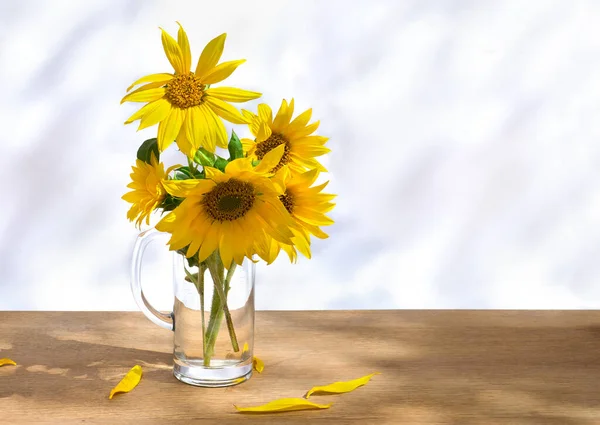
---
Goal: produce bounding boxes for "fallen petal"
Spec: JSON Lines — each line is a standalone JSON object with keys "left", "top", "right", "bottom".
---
{"left": 109, "top": 365, "right": 143, "bottom": 399}
{"left": 0, "top": 358, "right": 16, "bottom": 367}
{"left": 305, "top": 372, "right": 380, "bottom": 398}
{"left": 253, "top": 356, "right": 264, "bottom": 373}
{"left": 235, "top": 397, "right": 332, "bottom": 413}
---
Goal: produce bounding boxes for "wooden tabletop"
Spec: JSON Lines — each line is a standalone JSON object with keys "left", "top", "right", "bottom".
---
{"left": 1, "top": 311, "right": 600, "bottom": 424}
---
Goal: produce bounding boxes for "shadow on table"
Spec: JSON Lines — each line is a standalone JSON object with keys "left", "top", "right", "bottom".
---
{"left": 0, "top": 331, "right": 173, "bottom": 401}
{"left": 259, "top": 312, "right": 600, "bottom": 425}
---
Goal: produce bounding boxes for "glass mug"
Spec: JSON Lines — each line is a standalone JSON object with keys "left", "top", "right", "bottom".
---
{"left": 130, "top": 228, "right": 255, "bottom": 387}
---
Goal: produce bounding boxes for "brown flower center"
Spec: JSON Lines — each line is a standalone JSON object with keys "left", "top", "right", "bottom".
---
{"left": 279, "top": 190, "right": 294, "bottom": 214}
{"left": 165, "top": 73, "right": 205, "bottom": 109}
{"left": 203, "top": 178, "right": 255, "bottom": 221}
{"left": 255, "top": 133, "right": 290, "bottom": 172}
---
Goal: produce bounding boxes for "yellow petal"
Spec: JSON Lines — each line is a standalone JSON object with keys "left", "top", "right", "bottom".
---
{"left": 235, "top": 398, "right": 332, "bottom": 413}
{"left": 176, "top": 22, "right": 191, "bottom": 73}
{"left": 124, "top": 99, "right": 161, "bottom": 125}
{"left": 162, "top": 179, "right": 212, "bottom": 197}
{"left": 195, "top": 33, "right": 226, "bottom": 78}
{"left": 305, "top": 372, "right": 380, "bottom": 398}
{"left": 202, "top": 104, "right": 228, "bottom": 149}
{"left": 160, "top": 27, "right": 185, "bottom": 74}
{"left": 175, "top": 126, "right": 195, "bottom": 158}
{"left": 204, "top": 87, "right": 262, "bottom": 103}
{"left": 254, "top": 144, "right": 285, "bottom": 174}
{"left": 225, "top": 158, "right": 253, "bottom": 174}
{"left": 288, "top": 108, "right": 312, "bottom": 133}
{"left": 240, "top": 137, "right": 255, "bottom": 154}
{"left": 256, "top": 121, "right": 272, "bottom": 143}
{"left": 294, "top": 145, "right": 331, "bottom": 157}
{"left": 185, "top": 106, "right": 205, "bottom": 152}
{"left": 0, "top": 358, "right": 16, "bottom": 367}
{"left": 204, "top": 96, "right": 248, "bottom": 124}
{"left": 126, "top": 73, "right": 173, "bottom": 92}
{"left": 198, "top": 224, "right": 219, "bottom": 262}
{"left": 109, "top": 365, "right": 143, "bottom": 399}
{"left": 200, "top": 59, "right": 246, "bottom": 85}
{"left": 300, "top": 221, "right": 329, "bottom": 239}
{"left": 121, "top": 87, "right": 166, "bottom": 104}
{"left": 242, "top": 342, "right": 249, "bottom": 353}
{"left": 271, "top": 99, "right": 290, "bottom": 131}
{"left": 290, "top": 120, "right": 320, "bottom": 139}
{"left": 242, "top": 109, "right": 257, "bottom": 122}
{"left": 204, "top": 166, "right": 224, "bottom": 179}
{"left": 291, "top": 231, "right": 311, "bottom": 260}
{"left": 281, "top": 243, "right": 298, "bottom": 263}
{"left": 121, "top": 81, "right": 165, "bottom": 104}
{"left": 273, "top": 98, "right": 294, "bottom": 131}
{"left": 219, "top": 221, "right": 234, "bottom": 267}
{"left": 258, "top": 103, "right": 273, "bottom": 125}
{"left": 136, "top": 98, "right": 172, "bottom": 130}
{"left": 271, "top": 167, "right": 289, "bottom": 192}
{"left": 157, "top": 107, "right": 184, "bottom": 151}
{"left": 253, "top": 356, "right": 264, "bottom": 373}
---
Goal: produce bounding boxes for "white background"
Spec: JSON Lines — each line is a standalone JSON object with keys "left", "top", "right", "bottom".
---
{"left": 1, "top": 0, "right": 600, "bottom": 311}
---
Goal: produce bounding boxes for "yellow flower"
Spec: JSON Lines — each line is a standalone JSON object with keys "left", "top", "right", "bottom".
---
{"left": 155, "top": 147, "right": 295, "bottom": 267}
{"left": 122, "top": 23, "right": 261, "bottom": 157}
{"left": 267, "top": 166, "right": 335, "bottom": 262}
{"left": 241, "top": 99, "right": 330, "bottom": 175}
{"left": 122, "top": 154, "right": 173, "bottom": 228}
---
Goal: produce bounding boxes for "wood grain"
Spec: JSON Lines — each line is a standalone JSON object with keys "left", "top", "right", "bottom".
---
{"left": 1, "top": 311, "right": 600, "bottom": 424}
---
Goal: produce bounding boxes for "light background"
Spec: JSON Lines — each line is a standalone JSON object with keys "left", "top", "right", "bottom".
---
{"left": 1, "top": 0, "right": 599, "bottom": 311}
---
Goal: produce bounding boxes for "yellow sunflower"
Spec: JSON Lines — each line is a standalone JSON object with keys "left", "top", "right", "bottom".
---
{"left": 155, "top": 146, "right": 296, "bottom": 267}
{"left": 122, "top": 23, "right": 261, "bottom": 157}
{"left": 240, "top": 99, "right": 330, "bottom": 174}
{"left": 266, "top": 166, "right": 336, "bottom": 262}
{"left": 122, "top": 154, "right": 175, "bottom": 228}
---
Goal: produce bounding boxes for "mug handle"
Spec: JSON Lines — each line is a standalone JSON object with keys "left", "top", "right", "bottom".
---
{"left": 130, "top": 228, "right": 174, "bottom": 331}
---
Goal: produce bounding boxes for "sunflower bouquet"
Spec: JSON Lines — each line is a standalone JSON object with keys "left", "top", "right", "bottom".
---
{"left": 121, "top": 23, "right": 334, "bottom": 383}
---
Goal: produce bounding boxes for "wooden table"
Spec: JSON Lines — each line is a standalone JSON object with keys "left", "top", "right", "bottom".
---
{"left": 1, "top": 311, "right": 600, "bottom": 424}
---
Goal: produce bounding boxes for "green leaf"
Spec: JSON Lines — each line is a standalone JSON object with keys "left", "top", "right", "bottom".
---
{"left": 213, "top": 157, "right": 228, "bottom": 172}
{"left": 228, "top": 130, "right": 244, "bottom": 161}
{"left": 136, "top": 138, "right": 160, "bottom": 164}
{"left": 194, "top": 148, "right": 216, "bottom": 167}
{"left": 177, "top": 247, "right": 199, "bottom": 268}
{"left": 158, "top": 193, "right": 181, "bottom": 212}
{"left": 173, "top": 166, "right": 204, "bottom": 180}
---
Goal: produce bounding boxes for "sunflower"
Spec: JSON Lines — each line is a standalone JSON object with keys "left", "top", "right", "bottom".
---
{"left": 122, "top": 154, "right": 175, "bottom": 228}
{"left": 122, "top": 23, "right": 261, "bottom": 157}
{"left": 267, "top": 166, "right": 336, "bottom": 262}
{"left": 240, "top": 99, "right": 330, "bottom": 175}
{"left": 155, "top": 147, "right": 296, "bottom": 267}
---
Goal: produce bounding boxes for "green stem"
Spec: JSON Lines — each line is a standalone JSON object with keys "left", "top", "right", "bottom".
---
{"left": 183, "top": 261, "right": 209, "bottom": 363}
{"left": 224, "top": 263, "right": 236, "bottom": 299}
{"left": 198, "top": 262, "right": 207, "bottom": 358}
{"left": 203, "top": 252, "right": 240, "bottom": 366}
{"left": 204, "top": 264, "right": 224, "bottom": 366}
{"left": 209, "top": 262, "right": 239, "bottom": 352}
{"left": 187, "top": 156, "right": 198, "bottom": 175}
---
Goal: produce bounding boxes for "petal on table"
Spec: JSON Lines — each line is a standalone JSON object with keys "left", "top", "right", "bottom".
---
{"left": 253, "top": 356, "right": 264, "bottom": 373}
{"left": 305, "top": 372, "right": 380, "bottom": 398}
{"left": 234, "top": 398, "right": 332, "bottom": 413}
{"left": 109, "top": 365, "right": 143, "bottom": 399}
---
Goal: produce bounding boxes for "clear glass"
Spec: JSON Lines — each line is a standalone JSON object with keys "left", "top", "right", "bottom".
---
{"left": 131, "top": 228, "right": 255, "bottom": 387}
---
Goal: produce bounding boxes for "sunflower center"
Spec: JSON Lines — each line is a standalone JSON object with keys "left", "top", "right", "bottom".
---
{"left": 255, "top": 133, "right": 290, "bottom": 171}
{"left": 165, "top": 73, "right": 205, "bottom": 109}
{"left": 203, "top": 178, "right": 255, "bottom": 221}
{"left": 279, "top": 190, "right": 294, "bottom": 214}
